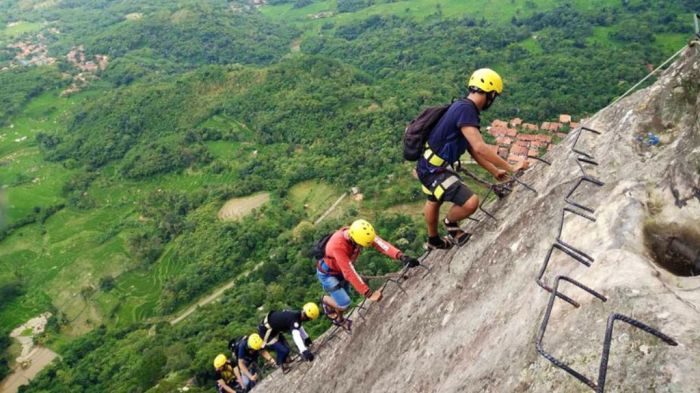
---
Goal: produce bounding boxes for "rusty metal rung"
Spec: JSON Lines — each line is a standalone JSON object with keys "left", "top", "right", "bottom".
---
{"left": 556, "top": 207, "right": 596, "bottom": 263}
{"left": 536, "top": 275, "right": 607, "bottom": 389}
{"left": 571, "top": 126, "right": 602, "bottom": 160}
{"left": 536, "top": 243, "right": 593, "bottom": 307}
{"left": 595, "top": 313, "right": 678, "bottom": 393}
{"left": 565, "top": 176, "right": 604, "bottom": 214}
{"left": 527, "top": 154, "right": 552, "bottom": 166}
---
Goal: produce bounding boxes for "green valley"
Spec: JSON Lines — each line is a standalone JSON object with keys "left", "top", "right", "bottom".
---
{"left": 0, "top": 0, "right": 696, "bottom": 391}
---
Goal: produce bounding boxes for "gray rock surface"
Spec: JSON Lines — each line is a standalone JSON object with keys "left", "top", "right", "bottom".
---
{"left": 257, "top": 43, "right": 700, "bottom": 393}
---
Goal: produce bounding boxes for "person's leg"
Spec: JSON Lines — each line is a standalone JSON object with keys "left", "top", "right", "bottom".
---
{"left": 268, "top": 341, "right": 289, "bottom": 365}
{"left": 318, "top": 272, "right": 350, "bottom": 321}
{"left": 446, "top": 194, "right": 479, "bottom": 222}
{"left": 327, "top": 286, "right": 351, "bottom": 321}
{"left": 424, "top": 200, "right": 441, "bottom": 237}
{"left": 442, "top": 181, "right": 477, "bottom": 246}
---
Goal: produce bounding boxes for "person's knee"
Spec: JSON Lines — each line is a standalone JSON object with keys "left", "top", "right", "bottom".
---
{"left": 336, "top": 301, "right": 350, "bottom": 311}
{"left": 463, "top": 195, "right": 479, "bottom": 213}
{"left": 335, "top": 296, "right": 351, "bottom": 311}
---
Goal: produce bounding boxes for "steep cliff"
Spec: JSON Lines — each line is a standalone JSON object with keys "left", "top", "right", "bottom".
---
{"left": 257, "top": 43, "right": 700, "bottom": 393}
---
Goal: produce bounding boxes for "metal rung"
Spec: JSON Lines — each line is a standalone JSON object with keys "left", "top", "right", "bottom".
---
{"left": 536, "top": 243, "right": 593, "bottom": 307}
{"left": 571, "top": 126, "right": 602, "bottom": 160}
{"left": 536, "top": 275, "right": 607, "bottom": 389}
{"left": 565, "top": 176, "right": 604, "bottom": 214}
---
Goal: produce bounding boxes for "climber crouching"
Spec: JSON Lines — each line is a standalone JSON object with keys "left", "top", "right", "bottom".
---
{"left": 256, "top": 303, "right": 320, "bottom": 371}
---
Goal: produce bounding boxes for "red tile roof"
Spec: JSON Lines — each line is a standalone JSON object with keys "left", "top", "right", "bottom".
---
{"left": 510, "top": 118, "right": 523, "bottom": 127}
{"left": 488, "top": 126, "right": 509, "bottom": 137}
{"left": 491, "top": 119, "right": 508, "bottom": 128}
{"left": 559, "top": 114, "right": 572, "bottom": 123}
{"left": 508, "top": 154, "right": 525, "bottom": 164}
{"left": 496, "top": 136, "right": 513, "bottom": 146}
{"left": 547, "top": 122, "right": 562, "bottom": 132}
{"left": 506, "top": 128, "right": 518, "bottom": 137}
{"left": 522, "top": 123, "right": 539, "bottom": 131}
{"left": 510, "top": 145, "right": 528, "bottom": 156}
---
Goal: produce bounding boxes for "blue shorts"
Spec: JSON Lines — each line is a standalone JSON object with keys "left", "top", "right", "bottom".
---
{"left": 317, "top": 269, "right": 352, "bottom": 309}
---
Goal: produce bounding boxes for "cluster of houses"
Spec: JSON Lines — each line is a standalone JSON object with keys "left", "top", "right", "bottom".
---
{"left": 61, "top": 45, "right": 109, "bottom": 96}
{"left": 5, "top": 39, "right": 55, "bottom": 68}
{"left": 66, "top": 45, "right": 109, "bottom": 73}
{"left": 486, "top": 114, "right": 581, "bottom": 164}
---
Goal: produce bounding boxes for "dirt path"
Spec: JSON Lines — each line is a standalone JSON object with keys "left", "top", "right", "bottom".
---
{"left": 0, "top": 313, "right": 59, "bottom": 393}
{"left": 170, "top": 262, "right": 263, "bottom": 325}
{"left": 314, "top": 192, "right": 347, "bottom": 225}
{"left": 0, "top": 347, "right": 58, "bottom": 393}
{"left": 218, "top": 193, "right": 270, "bottom": 221}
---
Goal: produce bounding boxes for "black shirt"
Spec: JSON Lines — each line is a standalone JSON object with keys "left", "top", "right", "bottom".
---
{"left": 262, "top": 310, "right": 303, "bottom": 337}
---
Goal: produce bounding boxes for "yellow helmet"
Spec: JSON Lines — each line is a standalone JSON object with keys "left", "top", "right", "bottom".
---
{"left": 303, "top": 302, "right": 320, "bottom": 320}
{"left": 248, "top": 333, "right": 264, "bottom": 350}
{"left": 468, "top": 68, "right": 503, "bottom": 94}
{"left": 348, "top": 219, "right": 376, "bottom": 247}
{"left": 213, "top": 354, "right": 227, "bottom": 369}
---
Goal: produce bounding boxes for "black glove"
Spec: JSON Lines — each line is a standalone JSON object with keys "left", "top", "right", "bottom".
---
{"left": 302, "top": 350, "right": 315, "bottom": 362}
{"left": 400, "top": 254, "right": 420, "bottom": 268}
{"left": 304, "top": 337, "right": 312, "bottom": 346}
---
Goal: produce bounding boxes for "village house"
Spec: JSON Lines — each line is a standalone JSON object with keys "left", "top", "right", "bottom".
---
{"left": 484, "top": 113, "right": 575, "bottom": 165}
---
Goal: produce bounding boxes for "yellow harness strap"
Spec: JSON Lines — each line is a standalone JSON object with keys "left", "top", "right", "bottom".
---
{"left": 422, "top": 175, "right": 459, "bottom": 201}
{"left": 422, "top": 146, "right": 447, "bottom": 167}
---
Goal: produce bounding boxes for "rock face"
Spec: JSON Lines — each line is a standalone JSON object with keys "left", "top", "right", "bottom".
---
{"left": 256, "top": 44, "right": 700, "bottom": 393}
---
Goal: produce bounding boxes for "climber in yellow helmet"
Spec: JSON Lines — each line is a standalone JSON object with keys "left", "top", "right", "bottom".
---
{"left": 213, "top": 354, "right": 244, "bottom": 393}
{"left": 416, "top": 68, "right": 528, "bottom": 249}
{"left": 256, "top": 302, "right": 320, "bottom": 370}
{"left": 229, "top": 333, "right": 273, "bottom": 391}
{"left": 315, "top": 219, "right": 419, "bottom": 331}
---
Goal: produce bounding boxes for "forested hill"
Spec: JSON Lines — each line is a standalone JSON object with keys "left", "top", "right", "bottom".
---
{"left": 0, "top": 0, "right": 696, "bottom": 391}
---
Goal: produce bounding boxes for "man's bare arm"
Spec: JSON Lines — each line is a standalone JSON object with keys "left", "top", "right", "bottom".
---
{"left": 462, "top": 126, "right": 528, "bottom": 174}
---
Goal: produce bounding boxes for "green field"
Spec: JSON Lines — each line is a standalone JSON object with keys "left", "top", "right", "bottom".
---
{"left": 260, "top": 0, "right": 622, "bottom": 29}
{"left": 0, "top": 21, "right": 43, "bottom": 39}
{"left": 289, "top": 180, "right": 343, "bottom": 220}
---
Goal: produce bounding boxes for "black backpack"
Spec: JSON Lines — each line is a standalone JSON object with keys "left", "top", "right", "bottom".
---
{"left": 309, "top": 233, "right": 332, "bottom": 260}
{"left": 403, "top": 103, "right": 451, "bottom": 161}
{"left": 228, "top": 336, "right": 245, "bottom": 361}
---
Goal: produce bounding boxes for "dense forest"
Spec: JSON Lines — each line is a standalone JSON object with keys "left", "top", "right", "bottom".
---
{"left": 0, "top": 0, "right": 697, "bottom": 391}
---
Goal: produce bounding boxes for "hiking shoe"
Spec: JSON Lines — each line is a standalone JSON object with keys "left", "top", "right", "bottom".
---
{"left": 333, "top": 317, "right": 353, "bottom": 332}
{"left": 444, "top": 218, "right": 471, "bottom": 247}
{"left": 425, "top": 236, "right": 452, "bottom": 250}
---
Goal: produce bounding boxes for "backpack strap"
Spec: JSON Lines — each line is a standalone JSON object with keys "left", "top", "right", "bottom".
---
{"left": 261, "top": 312, "right": 277, "bottom": 346}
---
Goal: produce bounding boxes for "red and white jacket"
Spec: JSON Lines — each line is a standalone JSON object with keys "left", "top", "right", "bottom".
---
{"left": 320, "top": 227, "right": 402, "bottom": 295}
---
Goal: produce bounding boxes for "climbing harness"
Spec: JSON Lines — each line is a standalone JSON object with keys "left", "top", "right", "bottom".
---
{"left": 421, "top": 173, "right": 460, "bottom": 201}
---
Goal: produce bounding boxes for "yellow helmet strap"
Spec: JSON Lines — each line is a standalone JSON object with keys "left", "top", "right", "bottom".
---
{"left": 483, "top": 91, "right": 499, "bottom": 110}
